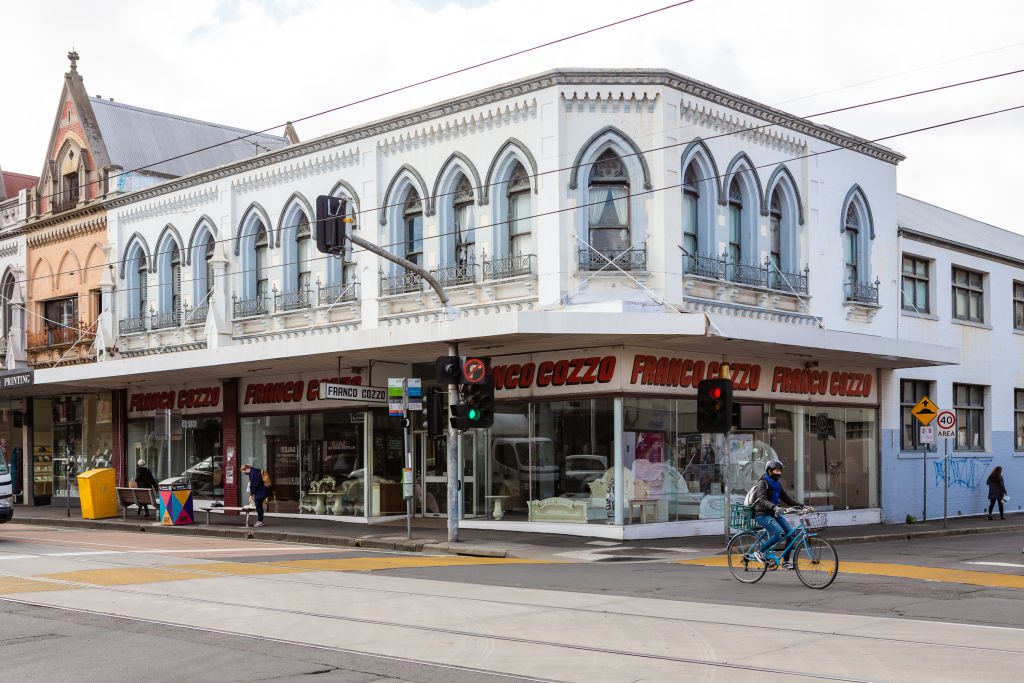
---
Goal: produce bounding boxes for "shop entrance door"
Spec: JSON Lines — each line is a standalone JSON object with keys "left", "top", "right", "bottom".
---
{"left": 416, "top": 432, "right": 446, "bottom": 517}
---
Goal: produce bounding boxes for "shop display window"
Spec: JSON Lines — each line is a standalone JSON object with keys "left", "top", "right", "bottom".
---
{"left": 128, "top": 415, "right": 222, "bottom": 499}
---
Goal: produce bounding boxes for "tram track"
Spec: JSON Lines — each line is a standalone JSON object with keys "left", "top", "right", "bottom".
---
{"left": 0, "top": 538, "right": 1022, "bottom": 662}
{"left": 0, "top": 535, "right": 1021, "bottom": 683}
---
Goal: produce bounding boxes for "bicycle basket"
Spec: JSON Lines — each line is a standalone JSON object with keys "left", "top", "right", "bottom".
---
{"left": 802, "top": 512, "right": 827, "bottom": 531}
{"left": 729, "top": 504, "right": 757, "bottom": 531}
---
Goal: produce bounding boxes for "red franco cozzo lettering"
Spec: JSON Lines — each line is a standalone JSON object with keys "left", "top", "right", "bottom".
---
{"left": 597, "top": 355, "right": 615, "bottom": 382}
{"left": 536, "top": 361, "right": 553, "bottom": 387}
{"left": 519, "top": 362, "right": 536, "bottom": 388}
{"left": 553, "top": 360, "right": 570, "bottom": 385}
{"left": 582, "top": 358, "right": 600, "bottom": 384}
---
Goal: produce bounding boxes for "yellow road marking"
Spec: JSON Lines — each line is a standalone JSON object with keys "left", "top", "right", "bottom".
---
{"left": 676, "top": 556, "right": 1024, "bottom": 589}
{"left": 38, "top": 568, "right": 197, "bottom": 586}
{"left": 0, "top": 577, "right": 74, "bottom": 594}
{"left": 269, "top": 556, "right": 553, "bottom": 572}
{"left": 164, "top": 562, "right": 309, "bottom": 576}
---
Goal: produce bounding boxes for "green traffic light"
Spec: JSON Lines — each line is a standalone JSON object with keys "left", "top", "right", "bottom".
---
{"left": 468, "top": 408, "right": 480, "bottom": 420}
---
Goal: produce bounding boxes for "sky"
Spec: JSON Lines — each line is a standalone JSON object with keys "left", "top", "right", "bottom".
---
{"left": 1, "top": 0, "right": 1022, "bottom": 233}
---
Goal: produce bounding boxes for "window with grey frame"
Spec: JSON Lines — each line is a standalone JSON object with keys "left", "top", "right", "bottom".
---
{"left": 296, "top": 215, "right": 311, "bottom": 293}
{"left": 403, "top": 189, "right": 423, "bottom": 266}
{"left": 768, "top": 190, "right": 782, "bottom": 283}
{"left": 170, "top": 250, "right": 181, "bottom": 319}
{"left": 900, "top": 379, "right": 934, "bottom": 452}
{"left": 1, "top": 272, "right": 15, "bottom": 339}
{"left": 843, "top": 204, "right": 859, "bottom": 286}
{"left": 951, "top": 267, "right": 984, "bottom": 323}
{"left": 452, "top": 175, "right": 475, "bottom": 266}
{"left": 1015, "top": 389, "right": 1024, "bottom": 451}
{"left": 901, "top": 256, "right": 929, "bottom": 313}
{"left": 587, "top": 150, "right": 630, "bottom": 255}
{"left": 1013, "top": 282, "right": 1024, "bottom": 331}
{"left": 137, "top": 256, "right": 148, "bottom": 317}
{"left": 727, "top": 178, "right": 743, "bottom": 268}
{"left": 507, "top": 162, "right": 531, "bottom": 257}
{"left": 953, "top": 383, "right": 985, "bottom": 451}
{"left": 682, "top": 165, "right": 699, "bottom": 259}
{"left": 254, "top": 224, "right": 269, "bottom": 301}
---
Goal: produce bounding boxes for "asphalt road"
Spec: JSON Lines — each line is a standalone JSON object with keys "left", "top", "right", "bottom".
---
{"left": 0, "top": 524, "right": 1021, "bottom": 681}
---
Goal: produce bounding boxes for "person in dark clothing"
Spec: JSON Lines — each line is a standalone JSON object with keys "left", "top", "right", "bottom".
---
{"left": 240, "top": 464, "right": 268, "bottom": 527}
{"left": 987, "top": 466, "right": 1008, "bottom": 520}
{"left": 751, "top": 459, "right": 812, "bottom": 569}
{"left": 134, "top": 459, "right": 159, "bottom": 517}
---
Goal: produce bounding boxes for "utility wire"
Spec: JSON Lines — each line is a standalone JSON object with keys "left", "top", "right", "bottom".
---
{"left": 6, "top": 65, "right": 1021, "bottom": 291}
{"left": 7, "top": 100, "right": 1021, "bottom": 329}
{"left": 6, "top": 1, "right": 697, "bottom": 216}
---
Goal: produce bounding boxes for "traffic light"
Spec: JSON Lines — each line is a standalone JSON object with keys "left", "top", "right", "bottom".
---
{"left": 435, "top": 356, "right": 462, "bottom": 385}
{"left": 449, "top": 357, "right": 493, "bottom": 430}
{"left": 314, "top": 195, "right": 352, "bottom": 255}
{"left": 697, "top": 378, "right": 733, "bottom": 433}
{"left": 424, "top": 388, "right": 447, "bottom": 440}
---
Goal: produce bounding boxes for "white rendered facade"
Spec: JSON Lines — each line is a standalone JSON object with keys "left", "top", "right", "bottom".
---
{"left": 21, "top": 69, "right": 990, "bottom": 537}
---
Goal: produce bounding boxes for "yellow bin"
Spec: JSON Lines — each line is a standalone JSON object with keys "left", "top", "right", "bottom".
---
{"left": 77, "top": 468, "right": 118, "bottom": 519}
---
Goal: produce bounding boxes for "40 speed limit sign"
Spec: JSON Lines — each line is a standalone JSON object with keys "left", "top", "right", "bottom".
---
{"left": 935, "top": 410, "right": 956, "bottom": 439}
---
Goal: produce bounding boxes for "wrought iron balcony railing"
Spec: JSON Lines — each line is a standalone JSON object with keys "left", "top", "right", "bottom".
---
{"left": 118, "top": 315, "right": 148, "bottom": 336}
{"left": 483, "top": 253, "right": 535, "bottom": 280}
{"left": 51, "top": 190, "right": 80, "bottom": 214}
{"left": 182, "top": 303, "right": 208, "bottom": 326}
{"left": 28, "top": 320, "right": 97, "bottom": 348}
{"left": 684, "top": 253, "right": 810, "bottom": 296}
{"left": 577, "top": 246, "right": 647, "bottom": 272}
{"left": 274, "top": 288, "right": 311, "bottom": 313}
{"left": 233, "top": 294, "right": 269, "bottom": 319}
{"left": 150, "top": 308, "right": 181, "bottom": 330}
{"left": 379, "top": 270, "right": 423, "bottom": 296}
{"left": 318, "top": 281, "right": 359, "bottom": 306}
{"left": 684, "top": 253, "right": 727, "bottom": 280}
{"left": 845, "top": 279, "right": 880, "bottom": 305}
{"left": 430, "top": 262, "right": 477, "bottom": 287}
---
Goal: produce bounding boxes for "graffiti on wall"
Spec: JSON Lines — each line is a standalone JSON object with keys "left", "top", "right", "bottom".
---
{"left": 933, "top": 458, "right": 992, "bottom": 490}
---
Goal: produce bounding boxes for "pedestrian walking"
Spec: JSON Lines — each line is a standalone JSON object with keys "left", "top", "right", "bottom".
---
{"left": 986, "top": 466, "right": 1008, "bottom": 520}
{"left": 240, "top": 463, "right": 269, "bottom": 527}
{"left": 134, "top": 460, "right": 159, "bottom": 517}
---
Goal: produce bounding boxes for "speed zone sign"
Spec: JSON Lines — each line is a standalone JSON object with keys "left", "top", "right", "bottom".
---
{"left": 935, "top": 410, "right": 956, "bottom": 439}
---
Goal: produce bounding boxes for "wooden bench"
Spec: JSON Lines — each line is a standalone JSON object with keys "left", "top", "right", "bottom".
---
{"left": 116, "top": 487, "right": 159, "bottom": 518}
{"left": 196, "top": 505, "right": 257, "bottom": 527}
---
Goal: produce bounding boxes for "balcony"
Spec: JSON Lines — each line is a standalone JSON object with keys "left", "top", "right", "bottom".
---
{"left": 150, "top": 308, "right": 181, "bottom": 330}
{"left": 183, "top": 303, "right": 208, "bottom": 327}
{"left": 274, "top": 287, "right": 312, "bottom": 313}
{"left": 684, "top": 254, "right": 810, "bottom": 296}
{"left": 51, "top": 189, "right": 80, "bottom": 214}
{"left": 483, "top": 253, "right": 535, "bottom": 280}
{"left": 233, "top": 294, "right": 269, "bottom": 319}
{"left": 379, "top": 270, "right": 423, "bottom": 296}
{"left": 27, "top": 320, "right": 96, "bottom": 349}
{"left": 578, "top": 246, "right": 647, "bottom": 272}
{"left": 430, "top": 262, "right": 476, "bottom": 287}
{"left": 119, "top": 314, "right": 147, "bottom": 335}
{"left": 318, "top": 281, "right": 359, "bottom": 306}
{"left": 845, "top": 279, "right": 880, "bottom": 305}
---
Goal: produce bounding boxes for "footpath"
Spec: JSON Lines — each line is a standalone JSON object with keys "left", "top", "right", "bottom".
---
{"left": 9, "top": 503, "right": 1023, "bottom": 561}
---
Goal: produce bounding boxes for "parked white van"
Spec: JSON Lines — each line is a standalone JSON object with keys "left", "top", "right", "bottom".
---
{"left": 0, "top": 443, "right": 14, "bottom": 523}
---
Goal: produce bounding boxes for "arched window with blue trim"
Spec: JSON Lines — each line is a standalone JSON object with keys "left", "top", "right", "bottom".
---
{"left": 587, "top": 149, "right": 630, "bottom": 266}
{"left": 403, "top": 188, "right": 424, "bottom": 266}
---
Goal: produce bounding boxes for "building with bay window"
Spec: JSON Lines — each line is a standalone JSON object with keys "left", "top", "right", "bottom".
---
{"left": 9, "top": 67, "right": 1021, "bottom": 536}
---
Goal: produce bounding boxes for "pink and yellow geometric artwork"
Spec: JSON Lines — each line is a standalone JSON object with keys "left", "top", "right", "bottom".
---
{"left": 159, "top": 488, "right": 194, "bottom": 525}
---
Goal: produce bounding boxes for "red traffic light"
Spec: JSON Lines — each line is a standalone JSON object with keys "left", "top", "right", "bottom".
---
{"left": 709, "top": 387, "right": 721, "bottom": 399}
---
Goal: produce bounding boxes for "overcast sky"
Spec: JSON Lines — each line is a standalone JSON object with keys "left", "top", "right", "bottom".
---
{"left": 2, "top": 0, "right": 1022, "bottom": 233}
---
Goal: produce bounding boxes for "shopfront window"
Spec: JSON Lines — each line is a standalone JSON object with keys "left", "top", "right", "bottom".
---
{"left": 473, "top": 397, "right": 878, "bottom": 525}
{"left": 0, "top": 399, "right": 24, "bottom": 500}
{"left": 35, "top": 393, "right": 112, "bottom": 500}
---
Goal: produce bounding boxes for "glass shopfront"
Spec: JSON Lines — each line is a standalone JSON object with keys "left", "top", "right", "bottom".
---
{"left": 0, "top": 399, "right": 25, "bottom": 501}
{"left": 468, "top": 397, "right": 878, "bottom": 525}
{"left": 32, "top": 393, "right": 112, "bottom": 501}
{"left": 125, "top": 383, "right": 224, "bottom": 497}
{"left": 239, "top": 409, "right": 409, "bottom": 516}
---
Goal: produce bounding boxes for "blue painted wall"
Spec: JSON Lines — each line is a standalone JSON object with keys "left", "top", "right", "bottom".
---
{"left": 880, "top": 429, "right": 1022, "bottom": 523}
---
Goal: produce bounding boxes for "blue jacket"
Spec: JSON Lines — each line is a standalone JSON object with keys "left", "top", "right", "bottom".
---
{"left": 248, "top": 468, "right": 267, "bottom": 499}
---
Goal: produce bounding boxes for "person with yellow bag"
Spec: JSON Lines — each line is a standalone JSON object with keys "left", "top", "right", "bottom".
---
{"left": 240, "top": 464, "right": 270, "bottom": 527}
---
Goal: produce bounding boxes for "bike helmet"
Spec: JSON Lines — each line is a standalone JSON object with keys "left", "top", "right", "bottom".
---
{"left": 764, "top": 459, "right": 784, "bottom": 472}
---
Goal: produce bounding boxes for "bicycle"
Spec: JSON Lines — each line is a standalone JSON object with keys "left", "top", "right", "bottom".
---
{"left": 726, "top": 505, "right": 839, "bottom": 589}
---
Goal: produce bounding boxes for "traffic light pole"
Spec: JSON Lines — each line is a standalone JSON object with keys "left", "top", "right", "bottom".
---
{"left": 447, "top": 341, "right": 460, "bottom": 544}
{"left": 348, "top": 233, "right": 460, "bottom": 320}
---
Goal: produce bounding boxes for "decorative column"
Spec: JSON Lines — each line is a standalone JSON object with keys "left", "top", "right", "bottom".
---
{"left": 221, "top": 379, "right": 239, "bottom": 506}
{"left": 111, "top": 389, "right": 127, "bottom": 485}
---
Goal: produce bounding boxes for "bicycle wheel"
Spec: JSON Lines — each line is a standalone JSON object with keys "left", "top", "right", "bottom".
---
{"left": 793, "top": 536, "right": 838, "bottom": 589}
{"left": 727, "top": 531, "right": 767, "bottom": 584}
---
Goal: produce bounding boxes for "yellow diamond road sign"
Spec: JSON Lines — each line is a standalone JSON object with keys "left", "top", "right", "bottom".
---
{"left": 911, "top": 396, "right": 938, "bottom": 426}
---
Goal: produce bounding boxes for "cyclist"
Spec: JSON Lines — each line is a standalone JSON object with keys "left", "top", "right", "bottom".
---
{"left": 751, "top": 459, "right": 812, "bottom": 569}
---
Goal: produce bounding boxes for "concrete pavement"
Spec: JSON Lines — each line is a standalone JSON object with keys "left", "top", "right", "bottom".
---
{"left": 9, "top": 502, "right": 1024, "bottom": 561}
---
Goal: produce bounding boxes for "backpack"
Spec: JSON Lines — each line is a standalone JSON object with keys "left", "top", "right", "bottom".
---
{"left": 743, "top": 481, "right": 759, "bottom": 507}
{"left": 260, "top": 469, "right": 272, "bottom": 488}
